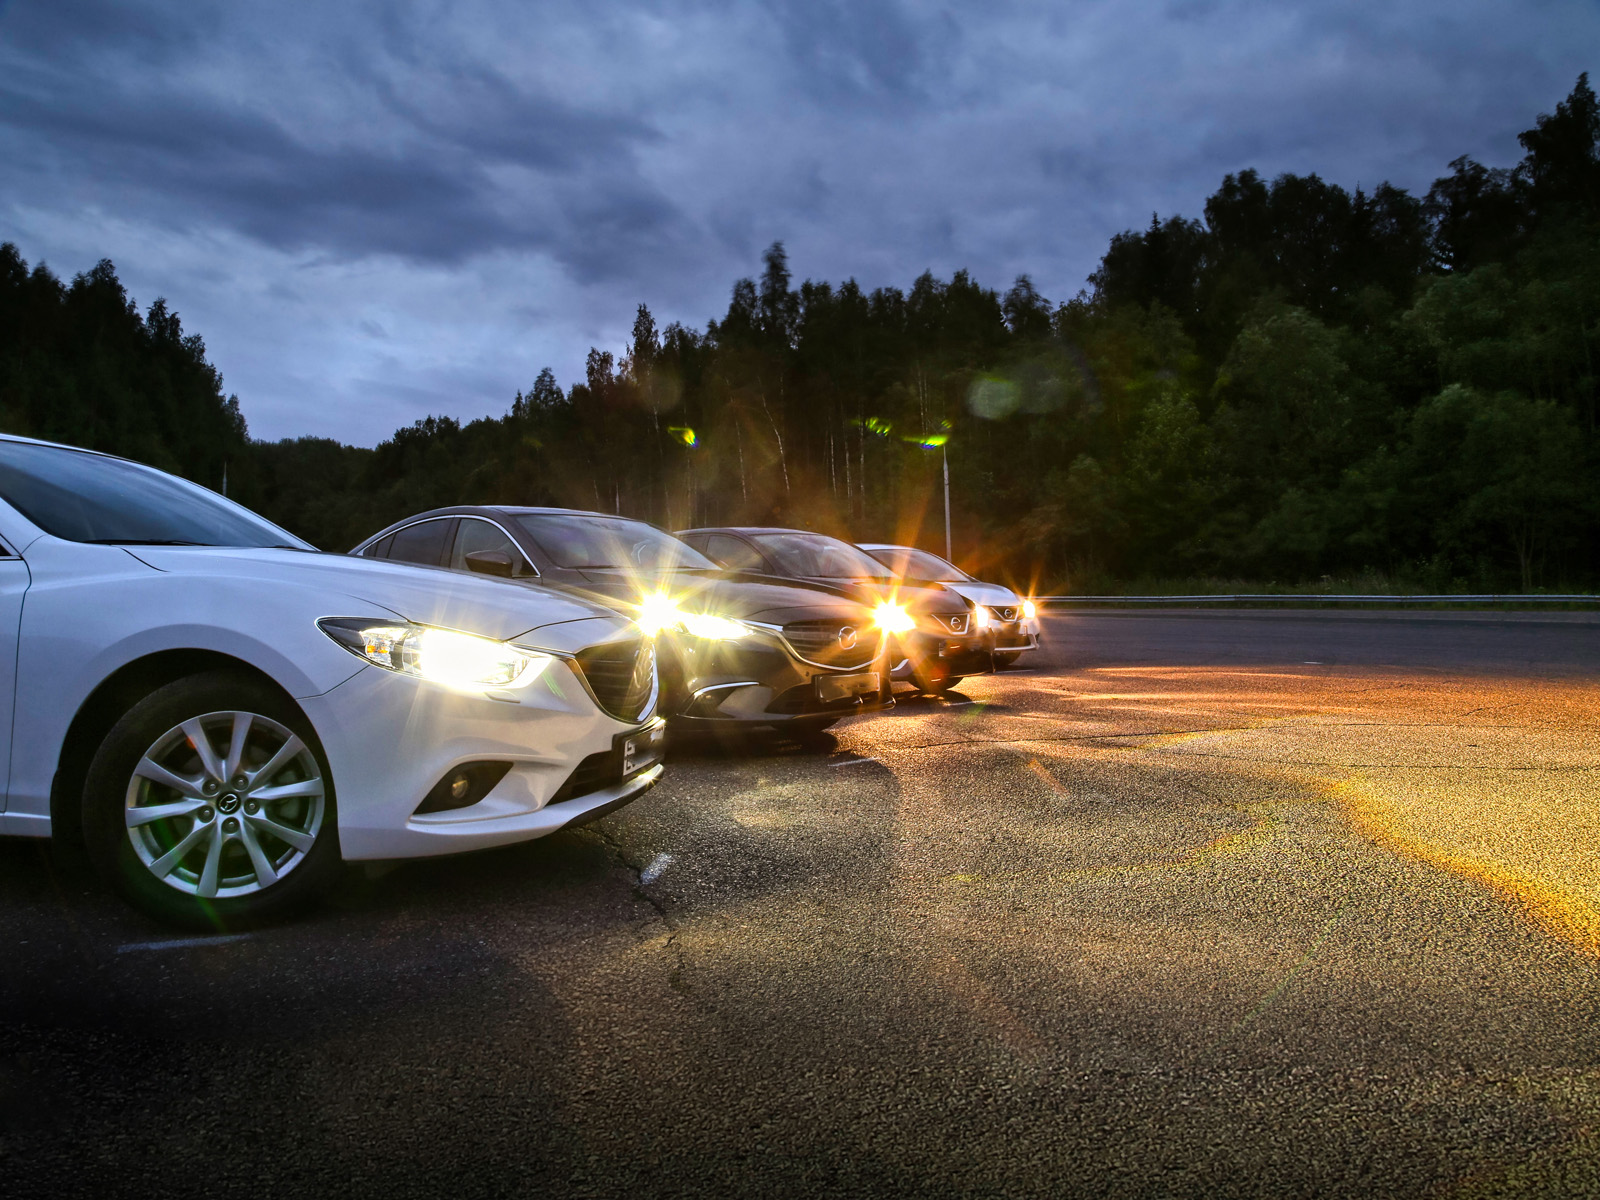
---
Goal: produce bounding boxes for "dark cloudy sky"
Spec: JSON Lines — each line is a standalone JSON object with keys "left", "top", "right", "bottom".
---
{"left": 1, "top": 1, "right": 1594, "bottom": 445}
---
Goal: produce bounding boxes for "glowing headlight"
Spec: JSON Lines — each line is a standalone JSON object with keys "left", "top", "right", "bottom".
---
{"left": 873, "top": 601, "right": 916, "bottom": 634}
{"left": 680, "top": 612, "right": 751, "bottom": 640}
{"left": 319, "top": 619, "right": 550, "bottom": 689}
{"left": 1022, "top": 599, "right": 1037, "bottom": 620}
{"left": 973, "top": 607, "right": 992, "bottom": 630}
{"left": 636, "top": 591, "right": 683, "bottom": 636}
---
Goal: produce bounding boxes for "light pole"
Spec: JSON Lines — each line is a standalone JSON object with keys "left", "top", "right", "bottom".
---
{"left": 942, "top": 443, "right": 952, "bottom": 563}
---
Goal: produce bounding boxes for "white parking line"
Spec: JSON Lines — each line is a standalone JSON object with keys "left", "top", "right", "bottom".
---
{"left": 117, "top": 934, "right": 252, "bottom": 953}
{"left": 830, "top": 756, "right": 881, "bottom": 768}
{"left": 639, "top": 853, "right": 674, "bottom": 885}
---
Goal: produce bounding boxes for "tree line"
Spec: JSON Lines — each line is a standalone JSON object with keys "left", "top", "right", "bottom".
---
{"left": 2, "top": 75, "right": 1596, "bottom": 591}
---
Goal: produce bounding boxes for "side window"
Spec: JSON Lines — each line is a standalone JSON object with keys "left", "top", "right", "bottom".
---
{"left": 707, "top": 534, "right": 765, "bottom": 572}
{"left": 449, "top": 518, "right": 533, "bottom": 576}
{"left": 387, "top": 519, "right": 451, "bottom": 567}
{"left": 361, "top": 532, "right": 396, "bottom": 559}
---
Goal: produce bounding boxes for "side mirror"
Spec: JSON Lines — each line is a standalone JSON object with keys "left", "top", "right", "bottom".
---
{"left": 464, "top": 550, "right": 516, "bottom": 578}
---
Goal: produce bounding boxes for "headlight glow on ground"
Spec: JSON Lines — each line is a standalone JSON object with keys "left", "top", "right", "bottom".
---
{"left": 873, "top": 602, "right": 916, "bottom": 633}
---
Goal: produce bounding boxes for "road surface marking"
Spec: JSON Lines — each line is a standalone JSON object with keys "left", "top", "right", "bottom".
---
{"left": 639, "top": 853, "right": 674, "bottom": 884}
{"left": 118, "top": 934, "right": 252, "bottom": 953}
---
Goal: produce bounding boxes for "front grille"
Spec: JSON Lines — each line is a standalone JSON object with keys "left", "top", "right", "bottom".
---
{"left": 782, "top": 618, "right": 876, "bottom": 669}
{"left": 989, "top": 605, "right": 1018, "bottom": 622}
{"left": 573, "top": 637, "right": 656, "bottom": 721}
{"left": 937, "top": 612, "right": 970, "bottom": 635}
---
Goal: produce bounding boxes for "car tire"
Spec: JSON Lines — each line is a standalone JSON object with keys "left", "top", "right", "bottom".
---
{"left": 910, "top": 661, "right": 959, "bottom": 694}
{"left": 993, "top": 652, "right": 1021, "bottom": 667}
{"left": 82, "top": 671, "right": 341, "bottom": 930}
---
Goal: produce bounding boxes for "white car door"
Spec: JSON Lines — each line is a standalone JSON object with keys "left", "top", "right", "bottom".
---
{"left": 0, "top": 534, "right": 31, "bottom": 820}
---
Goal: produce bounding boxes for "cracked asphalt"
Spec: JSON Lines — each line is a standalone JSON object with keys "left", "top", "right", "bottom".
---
{"left": 3, "top": 609, "right": 1599, "bottom": 1198}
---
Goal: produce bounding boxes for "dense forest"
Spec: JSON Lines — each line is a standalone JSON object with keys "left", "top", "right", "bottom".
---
{"left": 2, "top": 76, "right": 1596, "bottom": 591}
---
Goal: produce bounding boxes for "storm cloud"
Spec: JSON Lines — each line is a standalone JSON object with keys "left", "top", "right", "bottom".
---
{"left": 1, "top": 0, "right": 1593, "bottom": 442}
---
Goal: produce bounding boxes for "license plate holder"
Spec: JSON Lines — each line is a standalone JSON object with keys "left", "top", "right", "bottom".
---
{"left": 817, "top": 671, "right": 880, "bottom": 703}
{"left": 616, "top": 720, "right": 666, "bottom": 777}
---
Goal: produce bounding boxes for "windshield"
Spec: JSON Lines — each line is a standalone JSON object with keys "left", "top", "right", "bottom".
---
{"left": 753, "top": 532, "right": 892, "bottom": 580}
{"left": 862, "top": 545, "right": 972, "bottom": 582}
{"left": 515, "top": 513, "right": 714, "bottom": 571}
{"left": 0, "top": 440, "right": 310, "bottom": 548}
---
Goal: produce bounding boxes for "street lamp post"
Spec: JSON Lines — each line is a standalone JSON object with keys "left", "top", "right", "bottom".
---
{"left": 942, "top": 443, "right": 952, "bottom": 563}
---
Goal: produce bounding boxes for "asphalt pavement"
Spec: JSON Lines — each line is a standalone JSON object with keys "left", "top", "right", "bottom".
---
{"left": 3, "top": 610, "right": 1599, "bottom": 1198}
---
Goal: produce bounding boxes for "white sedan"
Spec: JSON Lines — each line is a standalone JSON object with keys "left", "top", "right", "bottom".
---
{"left": 856, "top": 543, "right": 1042, "bottom": 665}
{"left": 0, "top": 435, "right": 663, "bottom": 928}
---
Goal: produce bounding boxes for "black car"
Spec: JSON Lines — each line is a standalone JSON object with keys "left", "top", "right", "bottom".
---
{"left": 676, "top": 526, "right": 991, "bottom": 694}
{"left": 352, "top": 507, "right": 892, "bottom": 732}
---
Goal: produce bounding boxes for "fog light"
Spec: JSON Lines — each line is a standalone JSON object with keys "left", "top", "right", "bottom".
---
{"left": 415, "top": 761, "right": 513, "bottom": 815}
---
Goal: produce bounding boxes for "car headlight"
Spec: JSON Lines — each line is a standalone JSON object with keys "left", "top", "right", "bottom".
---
{"left": 679, "top": 612, "right": 751, "bottom": 640}
{"left": 873, "top": 601, "right": 916, "bottom": 633}
{"left": 318, "top": 619, "right": 551, "bottom": 689}
{"left": 634, "top": 591, "right": 750, "bottom": 640}
{"left": 973, "top": 607, "right": 992, "bottom": 630}
{"left": 636, "top": 591, "right": 682, "bottom": 636}
{"left": 1022, "top": 599, "right": 1037, "bottom": 620}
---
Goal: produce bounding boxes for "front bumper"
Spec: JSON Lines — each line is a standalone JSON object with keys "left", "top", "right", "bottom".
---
{"left": 988, "top": 621, "right": 1041, "bottom": 654}
{"left": 302, "top": 661, "right": 661, "bottom": 860}
{"left": 889, "top": 629, "right": 993, "bottom": 680}
{"left": 660, "top": 627, "right": 892, "bottom": 727}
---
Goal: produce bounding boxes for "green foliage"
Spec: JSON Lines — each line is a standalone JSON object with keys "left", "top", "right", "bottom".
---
{"left": 0, "top": 245, "right": 248, "bottom": 492}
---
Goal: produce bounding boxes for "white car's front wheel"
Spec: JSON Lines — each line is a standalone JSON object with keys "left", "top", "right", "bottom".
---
{"left": 83, "top": 672, "right": 341, "bottom": 929}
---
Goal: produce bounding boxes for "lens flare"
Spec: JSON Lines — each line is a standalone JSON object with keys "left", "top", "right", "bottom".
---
{"left": 669, "top": 426, "right": 697, "bottom": 446}
{"left": 873, "top": 602, "right": 915, "bottom": 633}
{"left": 1022, "top": 599, "right": 1037, "bottom": 620}
{"left": 636, "top": 591, "right": 682, "bottom": 636}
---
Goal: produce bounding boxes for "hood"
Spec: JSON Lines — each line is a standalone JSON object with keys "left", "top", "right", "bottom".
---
{"left": 551, "top": 568, "right": 872, "bottom": 623}
{"left": 784, "top": 576, "right": 969, "bottom": 616}
{"left": 942, "top": 580, "right": 1022, "bottom": 608}
{"left": 127, "top": 546, "right": 625, "bottom": 642}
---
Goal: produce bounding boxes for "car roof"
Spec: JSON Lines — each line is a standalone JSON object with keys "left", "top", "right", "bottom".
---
{"left": 681, "top": 526, "right": 839, "bottom": 536}
{"left": 378, "top": 505, "right": 681, "bottom": 527}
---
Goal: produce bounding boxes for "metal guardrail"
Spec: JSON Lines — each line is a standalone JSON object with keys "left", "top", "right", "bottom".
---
{"left": 1039, "top": 594, "right": 1600, "bottom": 606}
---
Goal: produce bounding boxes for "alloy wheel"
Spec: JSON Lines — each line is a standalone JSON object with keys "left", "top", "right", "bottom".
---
{"left": 123, "top": 709, "right": 326, "bottom": 899}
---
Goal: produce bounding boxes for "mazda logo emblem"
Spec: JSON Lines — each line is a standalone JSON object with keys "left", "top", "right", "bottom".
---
{"left": 838, "top": 626, "right": 858, "bottom": 650}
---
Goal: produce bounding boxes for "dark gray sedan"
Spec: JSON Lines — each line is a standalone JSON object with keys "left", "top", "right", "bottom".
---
{"left": 352, "top": 506, "right": 892, "bottom": 733}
